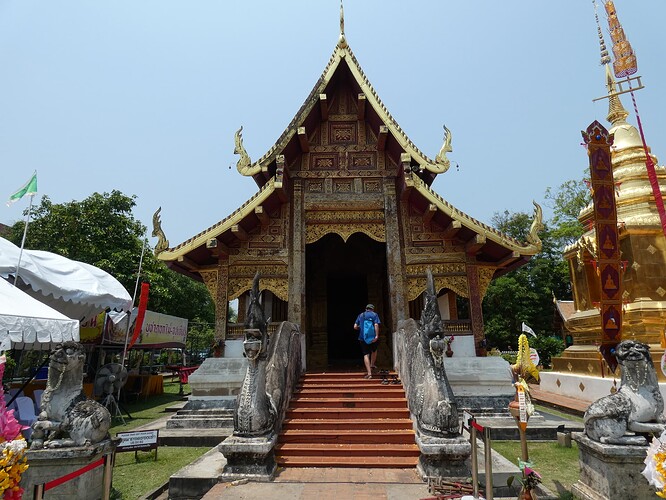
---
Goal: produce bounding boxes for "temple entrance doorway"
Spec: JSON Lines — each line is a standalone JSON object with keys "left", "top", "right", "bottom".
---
{"left": 305, "top": 232, "right": 389, "bottom": 370}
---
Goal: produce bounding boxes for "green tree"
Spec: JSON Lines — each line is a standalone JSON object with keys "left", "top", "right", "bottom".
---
{"left": 8, "top": 191, "right": 214, "bottom": 323}
{"left": 483, "top": 210, "right": 570, "bottom": 355}
{"left": 545, "top": 178, "right": 589, "bottom": 249}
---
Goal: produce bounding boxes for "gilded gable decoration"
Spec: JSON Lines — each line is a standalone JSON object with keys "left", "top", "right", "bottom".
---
{"left": 305, "top": 210, "right": 386, "bottom": 244}
{"left": 199, "top": 268, "right": 220, "bottom": 300}
{"left": 234, "top": 126, "right": 261, "bottom": 176}
{"left": 228, "top": 263, "right": 289, "bottom": 302}
{"left": 151, "top": 207, "right": 169, "bottom": 257}
{"left": 430, "top": 125, "right": 453, "bottom": 174}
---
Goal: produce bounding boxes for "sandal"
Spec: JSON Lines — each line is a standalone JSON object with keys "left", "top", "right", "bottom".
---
{"left": 381, "top": 379, "right": 389, "bottom": 385}
{"left": 364, "top": 374, "right": 373, "bottom": 379}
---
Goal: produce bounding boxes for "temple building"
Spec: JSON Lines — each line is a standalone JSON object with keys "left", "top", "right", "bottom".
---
{"left": 155, "top": 12, "right": 542, "bottom": 370}
{"left": 545, "top": 1, "right": 666, "bottom": 396}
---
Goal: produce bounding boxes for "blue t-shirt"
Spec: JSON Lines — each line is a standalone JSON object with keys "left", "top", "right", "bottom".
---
{"left": 355, "top": 310, "right": 380, "bottom": 341}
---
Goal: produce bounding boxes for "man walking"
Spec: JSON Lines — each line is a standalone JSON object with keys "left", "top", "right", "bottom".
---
{"left": 354, "top": 304, "right": 380, "bottom": 379}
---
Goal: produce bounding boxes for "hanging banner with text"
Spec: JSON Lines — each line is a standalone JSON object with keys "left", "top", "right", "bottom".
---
{"left": 106, "top": 310, "right": 188, "bottom": 348}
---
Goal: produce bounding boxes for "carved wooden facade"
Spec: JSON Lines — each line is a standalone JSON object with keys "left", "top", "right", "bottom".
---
{"left": 157, "top": 34, "right": 541, "bottom": 368}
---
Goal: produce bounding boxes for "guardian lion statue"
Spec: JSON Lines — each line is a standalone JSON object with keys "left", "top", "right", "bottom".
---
{"left": 31, "top": 342, "right": 111, "bottom": 449}
{"left": 584, "top": 340, "right": 666, "bottom": 445}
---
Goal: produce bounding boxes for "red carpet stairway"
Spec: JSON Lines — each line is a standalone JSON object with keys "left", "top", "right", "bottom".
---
{"left": 276, "top": 371, "right": 419, "bottom": 468}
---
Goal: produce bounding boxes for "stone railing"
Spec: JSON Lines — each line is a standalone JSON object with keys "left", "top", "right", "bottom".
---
{"left": 442, "top": 320, "right": 472, "bottom": 334}
{"left": 395, "top": 318, "right": 471, "bottom": 478}
{"left": 226, "top": 322, "right": 281, "bottom": 339}
{"left": 265, "top": 322, "right": 302, "bottom": 434}
{"left": 219, "top": 321, "right": 302, "bottom": 480}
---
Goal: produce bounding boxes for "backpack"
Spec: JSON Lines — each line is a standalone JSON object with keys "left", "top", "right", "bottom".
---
{"left": 362, "top": 313, "right": 375, "bottom": 344}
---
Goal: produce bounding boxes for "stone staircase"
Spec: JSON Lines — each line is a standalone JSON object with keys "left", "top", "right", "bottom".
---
{"left": 276, "top": 371, "right": 419, "bottom": 468}
{"left": 162, "top": 406, "right": 234, "bottom": 447}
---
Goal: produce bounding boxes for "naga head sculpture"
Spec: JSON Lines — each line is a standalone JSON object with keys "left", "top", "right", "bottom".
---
{"left": 243, "top": 272, "right": 269, "bottom": 359}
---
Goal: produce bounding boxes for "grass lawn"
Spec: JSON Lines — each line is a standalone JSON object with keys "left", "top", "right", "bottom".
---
{"left": 492, "top": 440, "right": 580, "bottom": 499}
{"left": 110, "top": 378, "right": 188, "bottom": 434}
{"left": 109, "top": 379, "right": 211, "bottom": 499}
{"left": 112, "top": 446, "right": 208, "bottom": 499}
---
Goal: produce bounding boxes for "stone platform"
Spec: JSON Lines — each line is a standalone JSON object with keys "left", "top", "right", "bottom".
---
{"left": 572, "top": 432, "right": 656, "bottom": 500}
{"left": 442, "top": 356, "right": 516, "bottom": 411}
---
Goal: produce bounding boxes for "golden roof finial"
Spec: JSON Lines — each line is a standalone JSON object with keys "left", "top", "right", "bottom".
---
{"left": 338, "top": 0, "right": 347, "bottom": 48}
{"left": 605, "top": 65, "right": 629, "bottom": 125}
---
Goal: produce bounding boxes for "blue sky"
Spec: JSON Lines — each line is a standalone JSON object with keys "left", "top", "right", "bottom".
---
{"left": 1, "top": 1, "right": 665, "bottom": 247}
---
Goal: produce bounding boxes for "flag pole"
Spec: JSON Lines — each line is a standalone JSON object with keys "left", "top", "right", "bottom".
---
{"left": 13, "top": 195, "right": 34, "bottom": 288}
{"left": 120, "top": 237, "right": 148, "bottom": 370}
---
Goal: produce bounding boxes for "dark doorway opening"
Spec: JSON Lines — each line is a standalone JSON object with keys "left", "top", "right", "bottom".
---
{"left": 327, "top": 272, "right": 367, "bottom": 365}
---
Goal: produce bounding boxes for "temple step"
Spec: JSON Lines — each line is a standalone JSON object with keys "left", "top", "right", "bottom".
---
{"left": 275, "top": 443, "right": 419, "bottom": 457}
{"left": 282, "top": 418, "right": 413, "bottom": 431}
{"left": 275, "top": 455, "right": 418, "bottom": 468}
{"left": 285, "top": 407, "right": 411, "bottom": 420}
{"left": 277, "top": 371, "right": 417, "bottom": 468}
{"left": 294, "top": 387, "right": 406, "bottom": 398}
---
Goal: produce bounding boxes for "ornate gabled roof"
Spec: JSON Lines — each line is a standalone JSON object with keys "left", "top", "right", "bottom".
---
{"left": 158, "top": 178, "right": 277, "bottom": 262}
{"left": 406, "top": 172, "right": 542, "bottom": 258}
{"left": 243, "top": 38, "right": 446, "bottom": 186}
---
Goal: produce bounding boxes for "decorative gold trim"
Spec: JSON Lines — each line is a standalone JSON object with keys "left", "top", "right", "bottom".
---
{"left": 228, "top": 277, "right": 288, "bottom": 302}
{"left": 234, "top": 126, "right": 261, "bottom": 176}
{"left": 151, "top": 207, "right": 169, "bottom": 257}
{"left": 158, "top": 180, "right": 276, "bottom": 259}
{"left": 305, "top": 224, "right": 385, "bottom": 244}
{"left": 199, "top": 269, "right": 219, "bottom": 301}
{"left": 478, "top": 266, "right": 496, "bottom": 298}
{"left": 407, "top": 275, "right": 469, "bottom": 302}
{"left": 410, "top": 173, "right": 541, "bottom": 254}
{"left": 430, "top": 125, "right": 452, "bottom": 174}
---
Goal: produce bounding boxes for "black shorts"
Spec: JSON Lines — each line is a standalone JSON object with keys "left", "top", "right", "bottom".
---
{"left": 360, "top": 340, "right": 378, "bottom": 355}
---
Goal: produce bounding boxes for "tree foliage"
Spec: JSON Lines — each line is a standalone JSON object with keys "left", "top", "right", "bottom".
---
{"left": 8, "top": 191, "right": 214, "bottom": 323}
{"left": 482, "top": 177, "right": 587, "bottom": 355}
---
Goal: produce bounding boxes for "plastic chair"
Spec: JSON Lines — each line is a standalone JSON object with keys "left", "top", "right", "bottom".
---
{"left": 3, "top": 393, "right": 16, "bottom": 412}
{"left": 14, "top": 396, "right": 37, "bottom": 440}
{"left": 33, "top": 389, "right": 44, "bottom": 414}
{"left": 7, "top": 388, "right": 23, "bottom": 399}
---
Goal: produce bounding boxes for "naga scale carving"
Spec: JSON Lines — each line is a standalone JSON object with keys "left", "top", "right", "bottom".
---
{"left": 410, "top": 268, "right": 460, "bottom": 436}
{"left": 234, "top": 272, "right": 276, "bottom": 437}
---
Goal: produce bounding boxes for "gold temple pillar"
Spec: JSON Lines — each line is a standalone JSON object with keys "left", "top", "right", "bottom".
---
{"left": 384, "top": 179, "right": 408, "bottom": 331}
{"left": 200, "top": 260, "right": 229, "bottom": 341}
{"left": 288, "top": 179, "right": 306, "bottom": 328}
{"left": 466, "top": 258, "right": 485, "bottom": 356}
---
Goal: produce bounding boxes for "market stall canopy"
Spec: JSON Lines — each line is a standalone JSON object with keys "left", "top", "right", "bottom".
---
{"left": 0, "top": 277, "right": 80, "bottom": 350}
{"left": 0, "top": 237, "right": 132, "bottom": 321}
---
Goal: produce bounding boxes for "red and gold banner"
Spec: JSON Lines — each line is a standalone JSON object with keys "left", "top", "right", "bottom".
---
{"left": 128, "top": 282, "right": 150, "bottom": 349}
{"left": 582, "top": 121, "right": 621, "bottom": 372}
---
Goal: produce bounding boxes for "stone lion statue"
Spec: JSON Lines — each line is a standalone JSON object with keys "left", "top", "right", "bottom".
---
{"left": 584, "top": 340, "right": 666, "bottom": 445}
{"left": 31, "top": 342, "right": 111, "bottom": 449}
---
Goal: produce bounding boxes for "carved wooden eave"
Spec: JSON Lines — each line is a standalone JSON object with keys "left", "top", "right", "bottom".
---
{"left": 157, "top": 178, "right": 281, "bottom": 275}
{"left": 240, "top": 40, "right": 444, "bottom": 188}
{"left": 404, "top": 172, "right": 540, "bottom": 276}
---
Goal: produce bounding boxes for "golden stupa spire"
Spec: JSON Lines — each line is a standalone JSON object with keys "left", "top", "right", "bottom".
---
{"left": 604, "top": 65, "right": 629, "bottom": 125}
{"left": 338, "top": 0, "right": 347, "bottom": 48}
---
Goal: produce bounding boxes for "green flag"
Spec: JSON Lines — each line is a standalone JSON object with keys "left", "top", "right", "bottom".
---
{"left": 7, "top": 172, "right": 38, "bottom": 206}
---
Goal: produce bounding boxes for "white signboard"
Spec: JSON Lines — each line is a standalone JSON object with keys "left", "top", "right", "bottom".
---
{"left": 116, "top": 429, "right": 159, "bottom": 452}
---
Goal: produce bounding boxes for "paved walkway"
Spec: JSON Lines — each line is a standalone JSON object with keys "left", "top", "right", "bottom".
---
{"left": 203, "top": 468, "right": 434, "bottom": 499}
{"left": 529, "top": 384, "right": 589, "bottom": 416}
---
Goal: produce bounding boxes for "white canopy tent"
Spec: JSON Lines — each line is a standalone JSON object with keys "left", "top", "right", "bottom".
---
{"left": 0, "top": 277, "right": 79, "bottom": 350}
{"left": 0, "top": 237, "right": 132, "bottom": 322}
